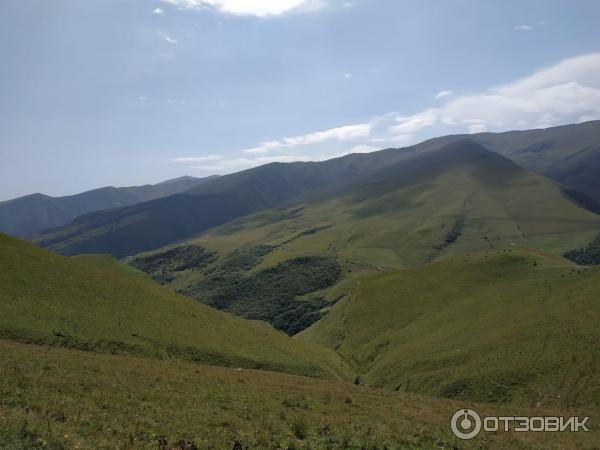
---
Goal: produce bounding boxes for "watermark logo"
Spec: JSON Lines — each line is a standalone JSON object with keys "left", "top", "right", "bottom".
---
{"left": 451, "top": 409, "right": 482, "bottom": 440}
{"left": 450, "top": 408, "right": 590, "bottom": 440}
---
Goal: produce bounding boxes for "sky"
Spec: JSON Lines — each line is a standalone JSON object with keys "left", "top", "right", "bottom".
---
{"left": 1, "top": 0, "right": 600, "bottom": 201}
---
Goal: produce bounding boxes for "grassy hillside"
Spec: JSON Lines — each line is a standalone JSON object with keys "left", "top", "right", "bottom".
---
{"left": 300, "top": 247, "right": 600, "bottom": 409}
{"left": 0, "top": 233, "right": 344, "bottom": 378}
{"left": 137, "top": 141, "right": 600, "bottom": 328}
{"left": 1, "top": 340, "right": 597, "bottom": 450}
{"left": 0, "top": 176, "right": 216, "bottom": 237}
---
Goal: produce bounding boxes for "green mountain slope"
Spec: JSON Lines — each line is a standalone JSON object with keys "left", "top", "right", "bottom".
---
{"left": 0, "top": 233, "right": 344, "bottom": 378}
{"left": 424, "top": 120, "right": 600, "bottom": 203}
{"left": 0, "top": 175, "right": 217, "bottom": 236}
{"left": 300, "top": 247, "right": 600, "bottom": 408}
{"left": 123, "top": 140, "right": 600, "bottom": 340}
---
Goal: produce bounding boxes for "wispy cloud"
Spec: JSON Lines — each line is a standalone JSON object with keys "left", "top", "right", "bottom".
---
{"left": 434, "top": 90, "right": 453, "bottom": 100}
{"left": 190, "top": 154, "right": 313, "bottom": 172}
{"left": 153, "top": 7, "right": 165, "bottom": 15}
{"left": 514, "top": 21, "right": 544, "bottom": 31}
{"left": 173, "top": 53, "right": 600, "bottom": 175}
{"left": 165, "top": 99, "right": 186, "bottom": 105}
{"left": 163, "top": 35, "right": 177, "bottom": 44}
{"left": 160, "top": 0, "right": 324, "bottom": 17}
{"left": 243, "top": 123, "right": 372, "bottom": 154}
{"left": 387, "top": 53, "right": 600, "bottom": 137}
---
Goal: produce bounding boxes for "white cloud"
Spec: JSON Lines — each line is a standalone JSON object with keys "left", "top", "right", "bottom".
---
{"left": 163, "top": 35, "right": 177, "bottom": 44}
{"left": 344, "top": 73, "right": 353, "bottom": 79}
{"left": 172, "top": 52, "right": 600, "bottom": 174}
{"left": 389, "top": 53, "right": 600, "bottom": 135}
{"left": 244, "top": 123, "right": 372, "bottom": 154}
{"left": 189, "top": 154, "right": 312, "bottom": 172}
{"left": 389, "top": 110, "right": 438, "bottom": 135}
{"left": 160, "top": 0, "right": 322, "bottom": 17}
{"left": 468, "top": 123, "right": 487, "bottom": 134}
{"left": 514, "top": 22, "right": 544, "bottom": 31}
{"left": 434, "top": 90, "right": 453, "bottom": 100}
{"left": 153, "top": 7, "right": 165, "bottom": 15}
{"left": 345, "top": 144, "right": 378, "bottom": 154}
{"left": 172, "top": 154, "right": 223, "bottom": 163}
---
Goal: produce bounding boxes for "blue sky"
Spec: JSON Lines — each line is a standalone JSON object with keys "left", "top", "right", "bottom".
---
{"left": 1, "top": 0, "right": 600, "bottom": 200}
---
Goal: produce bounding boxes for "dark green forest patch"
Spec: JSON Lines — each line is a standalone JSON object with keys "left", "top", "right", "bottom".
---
{"left": 129, "top": 245, "right": 216, "bottom": 284}
{"left": 564, "top": 233, "right": 600, "bottom": 265}
{"left": 181, "top": 256, "right": 341, "bottom": 335}
{"left": 211, "top": 245, "right": 274, "bottom": 273}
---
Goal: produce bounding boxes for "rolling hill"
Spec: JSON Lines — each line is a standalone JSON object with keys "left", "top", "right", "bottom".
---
{"left": 0, "top": 233, "right": 344, "bottom": 378}
{"left": 299, "top": 247, "right": 600, "bottom": 409}
{"left": 0, "top": 175, "right": 217, "bottom": 236}
{"left": 126, "top": 140, "right": 600, "bottom": 335}
{"left": 33, "top": 121, "right": 600, "bottom": 259}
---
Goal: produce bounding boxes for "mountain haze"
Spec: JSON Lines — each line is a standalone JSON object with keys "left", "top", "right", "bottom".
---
{"left": 0, "top": 175, "right": 217, "bottom": 236}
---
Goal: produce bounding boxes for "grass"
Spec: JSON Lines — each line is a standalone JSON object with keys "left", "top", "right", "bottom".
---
{"left": 0, "top": 233, "right": 345, "bottom": 379}
{"left": 1, "top": 340, "right": 597, "bottom": 449}
{"left": 300, "top": 247, "right": 600, "bottom": 410}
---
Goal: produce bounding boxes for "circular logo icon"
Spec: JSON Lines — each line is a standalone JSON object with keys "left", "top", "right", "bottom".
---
{"left": 451, "top": 408, "right": 482, "bottom": 440}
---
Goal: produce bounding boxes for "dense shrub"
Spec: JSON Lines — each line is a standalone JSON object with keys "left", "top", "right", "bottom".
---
{"left": 182, "top": 256, "right": 341, "bottom": 335}
{"left": 128, "top": 245, "right": 216, "bottom": 284}
{"left": 564, "top": 233, "right": 600, "bottom": 265}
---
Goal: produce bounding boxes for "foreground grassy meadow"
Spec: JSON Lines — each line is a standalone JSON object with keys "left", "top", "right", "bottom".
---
{"left": 1, "top": 340, "right": 597, "bottom": 450}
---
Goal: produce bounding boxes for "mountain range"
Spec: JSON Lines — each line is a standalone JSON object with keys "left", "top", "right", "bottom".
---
{"left": 23, "top": 120, "right": 600, "bottom": 259}
{"left": 0, "top": 175, "right": 217, "bottom": 236}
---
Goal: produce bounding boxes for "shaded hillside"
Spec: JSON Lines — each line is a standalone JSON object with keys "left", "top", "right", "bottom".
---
{"left": 33, "top": 151, "right": 416, "bottom": 258}
{"left": 0, "top": 233, "right": 344, "bottom": 378}
{"left": 300, "top": 247, "right": 600, "bottom": 408}
{"left": 423, "top": 120, "right": 600, "bottom": 202}
{"left": 0, "top": 175, "right": 217, "bottom": 236}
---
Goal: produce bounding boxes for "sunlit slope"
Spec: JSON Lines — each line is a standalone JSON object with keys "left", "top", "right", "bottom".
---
{"left": 300, "top": 247, "right": 600, "bottom": 408}
{"left": 0, "top": 233, "right": 344, "bottom": 378}
{"left": 3, "top": 341, "right": 597, "bottom": 449}
{"left": 188, "top": 140, "right": 600, "bottom": 273}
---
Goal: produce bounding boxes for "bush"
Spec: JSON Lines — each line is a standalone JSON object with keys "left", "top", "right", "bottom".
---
{"left": 183, "top": 256, "right": 341, "bottom": 335}
{"left": 564, "top": 233, "right": 600, "bottom": 265}
{"left": 128, "top": 245, "right": 216, "bottom": 284}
